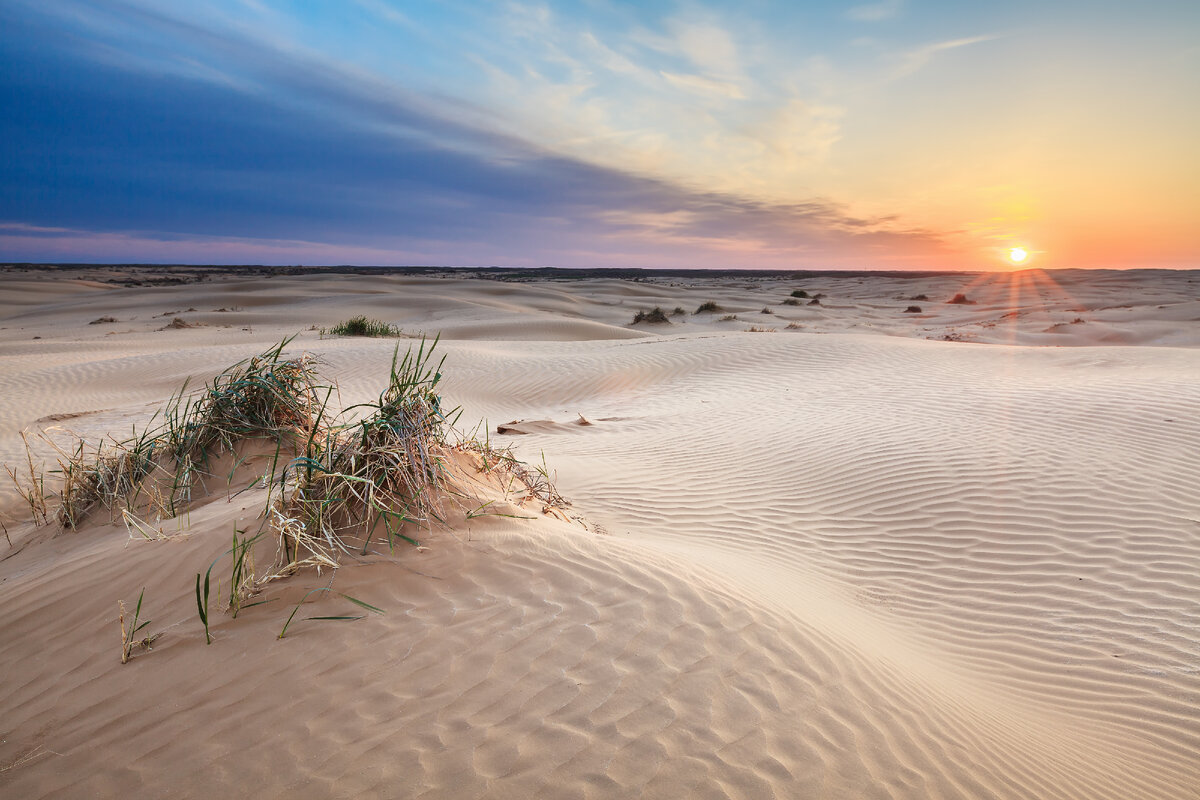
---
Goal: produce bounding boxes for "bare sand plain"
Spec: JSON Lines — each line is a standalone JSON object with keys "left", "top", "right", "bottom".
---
{"left": 1, "top": 265, "right": 1199, "bottom": 799}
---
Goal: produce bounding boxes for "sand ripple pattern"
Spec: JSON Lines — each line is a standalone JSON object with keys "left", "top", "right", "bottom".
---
{"left": 444, "top": 333, "right": 1200, "bottom": 799}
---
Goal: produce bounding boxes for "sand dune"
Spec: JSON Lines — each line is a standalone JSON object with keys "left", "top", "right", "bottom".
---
{"left": 2, "top": 266, "right": 1199, "bottom": 798}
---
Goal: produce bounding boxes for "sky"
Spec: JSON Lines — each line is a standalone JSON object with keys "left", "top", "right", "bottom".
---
{"left": 1, "top": 0, "right": 1197, "bottom": 270}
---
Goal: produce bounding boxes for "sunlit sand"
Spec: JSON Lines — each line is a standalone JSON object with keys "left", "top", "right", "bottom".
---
{"left": 1, "top": 265, "right": 1198, "bottom": 798}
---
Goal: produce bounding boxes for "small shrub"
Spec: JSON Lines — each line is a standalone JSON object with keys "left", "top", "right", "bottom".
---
{"left": 322, "top": 316, "right": 405, "bottom": 337}
{"left": 632, "top": 307, "right": 670, "bottom": 325}
{"left": 807, "top": 298, "right": 821, "bottom": 306}
{"left": 904, "top": 305, "right": 922, "bottom": 313}
{"left": 781, "top": 298, "right": 800, "bottom": 306}
{"left": 719, "top": 314, "right": 738, "bottom": 321}
{"left": 90, "top": 316, "right": 117, "bottom": 325}
{"left": 695, "top": 301, "right": 723, "bottom": 314}
{"left": 947, "top": 294, "right": 976, "bottom": 305}
{"left": 785, "top": 322, "right": 804, "bottom": 329}
{"left": 760, "top": 307, "right": 773, "bottom": 315}
{"left": 672, "top": 307, "right": 687, "bottom": 316}
{"left": 746, "top": 326, "right": 775, "bottom": 333}
{"left": 790, "top": 290, "right": 809, "bottom": 298}
{"left": 911, "top": 294, "right": 929, "bottom": 301}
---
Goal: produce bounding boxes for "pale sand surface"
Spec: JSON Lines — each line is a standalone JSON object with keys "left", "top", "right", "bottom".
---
{"left": 1, "top": 267, "right": 1199, "bottom": 798}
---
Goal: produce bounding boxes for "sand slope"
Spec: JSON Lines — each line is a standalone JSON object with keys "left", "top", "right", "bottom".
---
{"left": 2, "top": 267, "right": 1199, "bottom": 798}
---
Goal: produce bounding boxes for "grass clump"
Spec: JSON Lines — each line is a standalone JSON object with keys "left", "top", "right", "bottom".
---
{"left": 7, "top": 336, "right": 570, "bottom": 647}
{"left": 781, "top": 297, "right": 801, "bottom": 306}
{"left": 947, "top": 293, "right": 976, "bottom": 305}
{"left": 321, "top": 316, "right": 406, "bottom": 338}
{"left": 631, "top": 307, "right": 671, "bottom": 325}
{"left": 694, "top": 301, "right": 724, "bottom": 314}
{"left": 719, "top": 314, "right": 738, "bottom": 321}
{"left": 904, "top": 305, "right": 922, "bottom": 313}
{"left": 790, "top": 289, "right": 809, "bottom": 299}
{"left": 671, "top": 306, "right": 687, "bottom": 316}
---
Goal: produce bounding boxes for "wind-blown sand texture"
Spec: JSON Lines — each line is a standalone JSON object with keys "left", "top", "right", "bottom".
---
{"left": 2, "top": 265, "right": 1199, "bottom": 799}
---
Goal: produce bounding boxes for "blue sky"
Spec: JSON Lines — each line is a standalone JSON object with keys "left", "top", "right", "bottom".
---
{"left": 1, "top": 1, "right": 1197, "bottom": 268}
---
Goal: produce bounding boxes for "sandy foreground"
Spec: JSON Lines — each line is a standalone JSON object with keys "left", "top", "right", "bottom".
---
{"left": 1, "top": 266, "right": 1198, "bottom": 799}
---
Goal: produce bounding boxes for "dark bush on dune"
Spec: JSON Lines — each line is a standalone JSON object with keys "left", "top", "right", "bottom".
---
{"left": 790, "top": 289, "right": 809, "bottom": 298}
{"left": 632, "top": 307, "right": 671, "bottom": 325}
{"left": 322, "top": 316, "right": 406, "bottom": 337}
{"left": 947, "top": 294, "right": 976, "bottom": 305}
{"left": 904, "top": 306, "right": 922, "bottom": 313}
{"left": 694, "top": 301, "right": 723, "bottom": 314}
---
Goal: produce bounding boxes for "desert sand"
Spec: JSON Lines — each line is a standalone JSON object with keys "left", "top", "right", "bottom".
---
{"left": 1, "top": 265, "right": 1199, "bottom": 799}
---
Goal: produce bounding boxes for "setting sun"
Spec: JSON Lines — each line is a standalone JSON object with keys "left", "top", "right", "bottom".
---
{"left": 1009, "top": 247, "right": 1029, "bottom": 264}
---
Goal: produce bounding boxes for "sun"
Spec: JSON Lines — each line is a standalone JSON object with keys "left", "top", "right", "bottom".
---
{"left": 1008, "top": 247, "right": 1029, "bottom": 265}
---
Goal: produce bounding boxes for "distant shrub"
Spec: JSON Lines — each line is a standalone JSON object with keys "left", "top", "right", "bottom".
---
{"left": 632, "top": 307, "right": 671, "bottom": 325}
{"left": 807, "top": 298, "right": 821, "bottom": 306}
{"left": 745, "top": 326, "right": 775, "bottom": 332}
{"left": 790, "top": 289, "right": 809, "bottom": 298}
{"left": 911, "top": 294, "right": 929, "bottom": 301}
{"left": 322, "top": 316, "right": 405, "bottom": 337}
{"left": 904, "top": 305, "right": 922, "bottom": 313}
{"left": 761, "top": 307, "right": 773, "bottom": 314}
{"left": 672, "top": 306, "right": 687, "bottom": 316}
{"left": 695, "top": 301, "right": 723, "bottom": 314}
{"left": 785, "top": 322, "right": 804, "bottom": 329}
{"left": 947, "top": 294, "right": 976, "bottom": 305}
{"left": 781, "top": 297, "right": 801, "bottom": 306}
{"left": 719, "top": 314, "right": 738, "bottom": 321}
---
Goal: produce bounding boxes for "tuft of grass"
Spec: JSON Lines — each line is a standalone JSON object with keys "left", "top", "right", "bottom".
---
{"left": 694, "top": 301, "right": 723, "bottom": 314}
{"left": 719, "top": 314, "right": 738, "bottom": 321}
{"left": 278, "top": 587, "right": 384, "bottom": 639}
{"left": 5, "top": 431, "right": 49, "bottom": 526}
{"left": 911, "top": 294, "right": 929, "bottom": 301}
{"left": 119, "top": 588, "right": 156, "bottom": 664}
{"left": 781, "top": 297, "right": 801, "bottom": 306}
{"left": 807, "top": 298, "right": 822, "bottom": 306}
{"left": 195, "top": 562, "right": 215, "bottom": 645}
{"left": 229, "top": 527, "right": 265, "bottom": 618}
{"left": 631, "top": 307, "right": 670, "bottom": 325}
{"left": 760, "top": 307, "right": 773, "bottom": 314}
{"left": 671, "top": 306, "right": 686, "bottom": 316}
{"left": 947, "top": 293, "right": 976, "bottom": 305}
{"left": 790, "top": 289, "right": 809, "bottom": 298}
{"left": 320, "top": 316, "right": 406, "bottom": 338}
{"left": 785, "top": 322, "right": 804, "bottom": 329}
{"left": 745, "top": 326, "right": 775, "bottom": 332}
{"left": 7, "top": 335, "right": 568, "bottom": 646}
{"left": 904, "top": 305, "right": 922, "bottom": 313}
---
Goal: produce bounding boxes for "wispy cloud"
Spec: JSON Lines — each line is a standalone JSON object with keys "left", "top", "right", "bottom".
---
{"left": 847, "top": 0, "right": 904, "bottom": 23}
{"left": 660, "top": 71, "right": 744, "bottom": 98}
{"left": 893, "top": 34, "right": 1000, "bottom": 79}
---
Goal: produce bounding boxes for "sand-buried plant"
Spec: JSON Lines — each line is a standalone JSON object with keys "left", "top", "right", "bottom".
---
{"left": 119, "top": 588, "right": 157, "bottom": 664}
{"left": 8, "top": 336, "right": 568, "bottom": 646}
{"left": 631, "top": 307, "right": 670, "bottom": 325}
{"left": 320, "top": 316, "right": 407, "bottom": 338}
